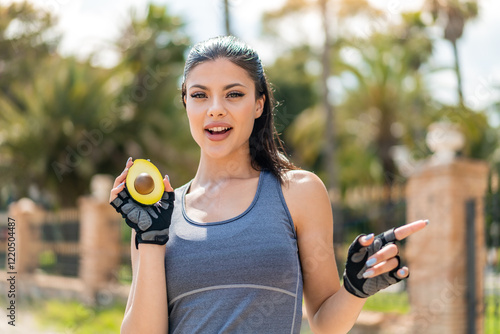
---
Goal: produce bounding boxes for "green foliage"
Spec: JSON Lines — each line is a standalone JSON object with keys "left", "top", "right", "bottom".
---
{"left": 485, "top": 294, "right": 500, "bottom": 334}
{"left": 112, "top": 4, "right": 196, "bottom": 187}
{"left": 34, "top": 299, "right": 126, "bottom": 333}
{"left": 0, "top": 0, "right": 498, "bottom": 208}
{"left": 267, "top": 46, "right": 318, "bottom": 135}
{"left": 0, "top": 1, "right": 59, "bottom": 88}
{"left": 363, "top": 292, "right": 410, "bottom": 314}
{"left": 263, "top": 0, "right": 496, "bottom": 193}
{"left": 39, "top": 249, "right": 57, "bottom": 272}
{"left": 286, "top": 14, "right": 437, "bottom": 188}
{"left": 0, "top": 3, "right": 194, "bottom": 207}
{"left": 435, "top": 105, "right": 497, "bottom": 160}
{"left": 425, "top": 0, "right": 478, "bottom": 42}
{"left": 0, "top": 56, "right": 118, "bottom": 206}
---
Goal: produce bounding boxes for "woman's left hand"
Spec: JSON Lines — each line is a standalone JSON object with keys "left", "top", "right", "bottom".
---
{"left": 343, "top": 219, "right": 428, "bottom": 298}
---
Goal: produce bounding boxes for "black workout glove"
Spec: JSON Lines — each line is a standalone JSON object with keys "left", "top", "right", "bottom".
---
{"left": 110, "top": 188, "right": 174, "bottom": 249}
{"left": 343, "top": 228, "right": 405, "bottom": 298}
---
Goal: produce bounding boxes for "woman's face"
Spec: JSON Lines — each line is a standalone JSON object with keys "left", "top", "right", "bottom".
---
{"left": 184, "top": 58, "right": 265, "bottom": 161}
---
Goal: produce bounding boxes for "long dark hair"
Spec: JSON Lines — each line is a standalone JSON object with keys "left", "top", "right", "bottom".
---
{"left": 181, "top": 36, "right": 298, "bottom": 182}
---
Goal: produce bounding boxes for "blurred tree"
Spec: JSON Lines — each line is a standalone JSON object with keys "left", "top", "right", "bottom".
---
{"left": 424, "top": 0, "right": 478, "bottom": 106}
{"left": 287, "top": 12, "right": 436, "bottom": 189}
{"left": 0, "top": 3, "right": 195, "bottom": 207}
{"left": 266, "top": 45, "right": 318, "bottom": 139}
{"left": 264, "top": 1, "right": 435, "bottom": 187}
{"left": 0, "top": 2, "right": 60, "bottom": 207}
{"left": 113, "top": 4, "right": 196, "bottom": 187}
{"left": 263, "top": 0, "right": 380, "bottom": 195}
{"left": 223, "top": 0, "right": 232, "bottom": 35}
{"left": 436, "top": 104, "right": 497, "bottom": 161}
{"left": 0, "top": 56, "right": 118, "bottom": 207}
{"left": 419, "top": 1, "right": 495, "bottom": 164}
{"left": 0, "top": 1, "right": 59, "bottom": 115}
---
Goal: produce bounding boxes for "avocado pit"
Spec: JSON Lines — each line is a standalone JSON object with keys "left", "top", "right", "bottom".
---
{"left": 134, "top": 172, "right": 155, "bottom": 195}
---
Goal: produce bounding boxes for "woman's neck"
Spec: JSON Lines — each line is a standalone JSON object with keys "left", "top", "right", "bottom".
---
{"left": 192, "top": 153, "right": 259, "bottom": 189}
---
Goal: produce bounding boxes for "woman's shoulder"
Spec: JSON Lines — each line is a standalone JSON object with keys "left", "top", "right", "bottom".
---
{"left": 282, "top": 169, "right": 328, "bottom": 195}
{"left": 281, "top": 169, "right": 331, "bottom": 231}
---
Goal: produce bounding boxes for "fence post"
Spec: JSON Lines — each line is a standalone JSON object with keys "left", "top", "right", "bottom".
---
{"left": 8, "top": 198, "right": 44, "bottom": 276}
{"left": 405, "top": 159, "right": 488, "bottom": 334}
{"left": 78, "top": 174, "right": 121, "bottom": 304}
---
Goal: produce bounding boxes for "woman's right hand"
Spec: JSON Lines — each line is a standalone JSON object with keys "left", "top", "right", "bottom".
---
{"left": 109, "top": 157, "right": 175, "bottom": 249}
{"left": 109, "top": 157, "right": 134, "bottom": 203}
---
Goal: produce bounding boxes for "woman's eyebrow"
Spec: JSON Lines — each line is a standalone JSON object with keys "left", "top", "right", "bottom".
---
{"left": 188, "top": 84, "right": 208, "bottom": 90}
{"left": 224, "top": 83, "right": 247, "bottom": 90}
{"left": 187, "top": 83, "right": 247, "bottom": 90}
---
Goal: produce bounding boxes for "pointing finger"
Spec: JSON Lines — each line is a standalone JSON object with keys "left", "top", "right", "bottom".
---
{"left": 394, "top": 219, "right": 429, "bottom": 241}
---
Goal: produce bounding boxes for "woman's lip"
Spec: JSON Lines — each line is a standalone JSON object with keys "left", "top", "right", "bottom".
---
{"left": 205, "top": 128, "right": 232, "bottom": 141}
{"left": 204, "top": 122, "right": 232, "bottom": 130}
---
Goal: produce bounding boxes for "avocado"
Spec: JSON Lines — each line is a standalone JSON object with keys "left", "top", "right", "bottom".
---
{"left": 126, "top": 159, "right": 165, "bottom": 205}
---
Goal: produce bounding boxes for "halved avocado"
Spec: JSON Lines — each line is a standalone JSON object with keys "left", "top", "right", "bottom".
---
{"left": 126, "top": 159, "right": 164, "bottom": 205}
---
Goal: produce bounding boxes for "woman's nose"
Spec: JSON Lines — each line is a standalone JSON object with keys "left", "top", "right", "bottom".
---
{"left": 207, "top": 97, "right": 226, "bottom": 117}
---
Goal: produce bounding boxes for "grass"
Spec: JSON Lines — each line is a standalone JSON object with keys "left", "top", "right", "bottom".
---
{"left": 14, "top": 291, "right": 499, "bottom": 333}
{"left": 485, "top": 294, "right": 500, "bottom": 334}
{"left": 33, "top": 299, "right": 126, "bottom": 334}
{"left": 363, "top": 292, "right": 410, "bottom": 314}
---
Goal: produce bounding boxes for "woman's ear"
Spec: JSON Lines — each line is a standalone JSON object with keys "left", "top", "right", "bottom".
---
{"left": 255, "top": 95, "right": 265, "bottom": 119}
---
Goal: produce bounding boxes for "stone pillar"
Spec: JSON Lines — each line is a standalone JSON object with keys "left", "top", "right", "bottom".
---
{"left": 78, "top": 174, "right": 121, "bottom": 304}
{"left": 8, "top": 198, "right": 45, "bottom": 275}
{"left": 406, "top": 159, "right": 488, "bottom": 333}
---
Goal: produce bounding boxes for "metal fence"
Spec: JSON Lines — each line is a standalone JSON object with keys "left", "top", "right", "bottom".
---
{"left": 31, "top": 207, "right": 133, "bottom": 283}
{"left": 485, "top": 188, "right": 500, "bottom": 334}
{"left": 37, "top": 209, "right": 80, "bottom": 277}
{"left": 334, "top": 184, "right": 409, "bottom": 312}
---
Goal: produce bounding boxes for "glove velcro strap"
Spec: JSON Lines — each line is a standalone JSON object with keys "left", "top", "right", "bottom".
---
{"left": 376, "top": 228, "right": 397, "bottom": 245}
{"left": 135, "top": 229, "right": 170, "bottom": 249}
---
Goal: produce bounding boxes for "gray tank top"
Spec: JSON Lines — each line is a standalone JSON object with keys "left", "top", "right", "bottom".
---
{"left": 165, "top": 170, "right": 303, "bottom": 333}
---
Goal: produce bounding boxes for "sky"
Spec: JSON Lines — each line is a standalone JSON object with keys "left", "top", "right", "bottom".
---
{"left": 4, "top": 0, "right": 500, "bottom": 112}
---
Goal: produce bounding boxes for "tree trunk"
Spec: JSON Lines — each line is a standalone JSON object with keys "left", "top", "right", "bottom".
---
{"left": 451, "top": 39, "right": 464, "bottom": 106}
{"left": 320, "top": 0, "right": 338, "bottom": 198}
{"left": 223, "top": 0, "right": 231, "bottom": 36}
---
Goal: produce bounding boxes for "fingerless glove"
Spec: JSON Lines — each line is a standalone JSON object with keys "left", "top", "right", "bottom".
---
{"left": 343, "top": 228, "right": 405, "bottom": 298}
{"left": 111, "top": 188, "right": 174, "bottom": 249}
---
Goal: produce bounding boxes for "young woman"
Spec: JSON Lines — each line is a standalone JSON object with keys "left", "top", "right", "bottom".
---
{"left": 110, "top": 36, "right": 427, "bottom": 334}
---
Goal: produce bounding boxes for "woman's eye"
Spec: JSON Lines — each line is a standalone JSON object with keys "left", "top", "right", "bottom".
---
{"left": 190, "top": 92, "right": 206, "bottom": 99}
{"left": 227, "top": 92, "right": 244, "bottom": 98}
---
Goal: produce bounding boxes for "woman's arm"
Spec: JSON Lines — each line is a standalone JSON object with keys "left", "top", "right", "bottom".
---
{"left": 109, "top": 158, "right": 170, "bottom": 334}
{"left": 283, "top": 170, "right": 425, "bottom": 333}
{"left": 121, "top": 235, "right": 168, "bottom": 334}
{"left": 282, "top": 170, "right": 365, "bottom": 334}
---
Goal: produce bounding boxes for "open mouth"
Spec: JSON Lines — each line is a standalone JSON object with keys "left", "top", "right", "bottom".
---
{"left": 206, "top": 126, "right": 232, "bottom": 135}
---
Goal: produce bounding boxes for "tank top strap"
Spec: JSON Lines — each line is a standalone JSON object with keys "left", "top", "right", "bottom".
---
{"left": 255, "top": 170, "right": 296, "bottom": 236}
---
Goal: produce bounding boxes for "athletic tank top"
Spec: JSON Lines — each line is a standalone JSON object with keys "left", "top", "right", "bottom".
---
{"left": 164, "top": 170, "right": 303, "bottom": 333}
